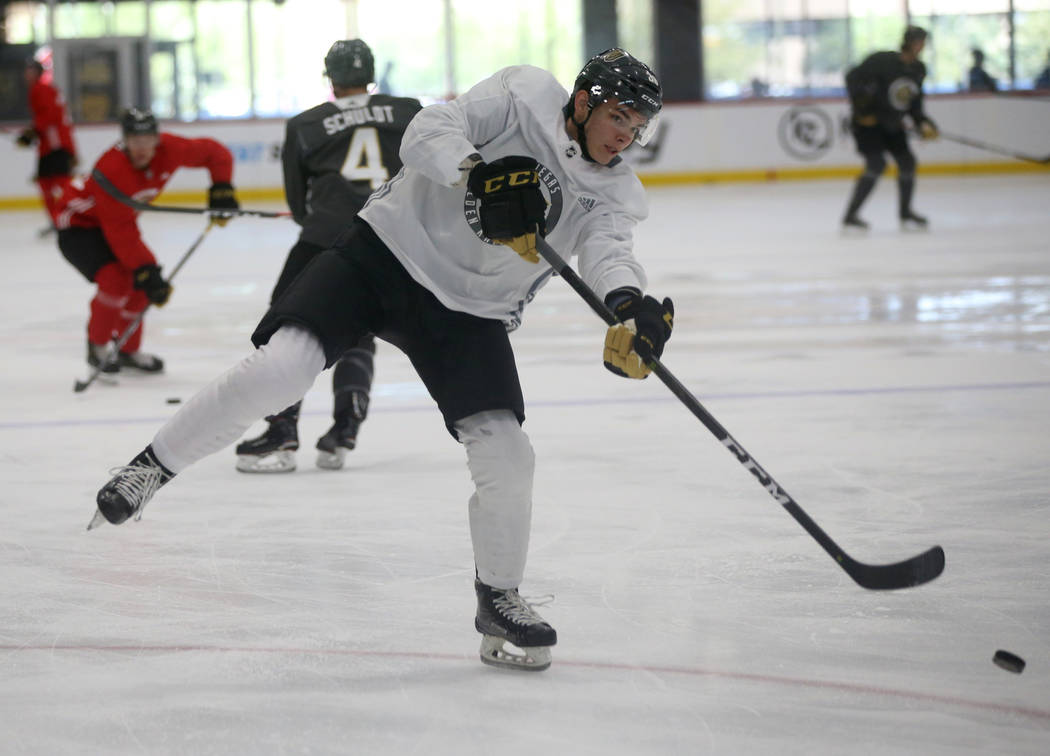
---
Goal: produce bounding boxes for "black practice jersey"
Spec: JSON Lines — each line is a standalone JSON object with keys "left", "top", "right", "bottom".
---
{"left": 282, "top": 92, "right": 423, "bottom": 246}
{"left": 846, "top": 51, "right": 928, "bottom": 132}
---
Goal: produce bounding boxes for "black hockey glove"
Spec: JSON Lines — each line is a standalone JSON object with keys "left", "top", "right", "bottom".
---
{"left": 133, "top": 264, "right": 173, "bottom": 306}
{"left": 467, "top": 156, "right": 547, "bottom": 264}
{"left": 15, "top": 128, "right": 36, "bottom": 148}
{"left": 208, "top": 182, "right": 240, "bottom": 227}
{"left": 602, "top": 288, "right": 674, "bottom": 380}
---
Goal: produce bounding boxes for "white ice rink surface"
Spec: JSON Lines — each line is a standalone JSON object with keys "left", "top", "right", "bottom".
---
{"left": 1, "top": 174, "right": 1049, "bottom": 754}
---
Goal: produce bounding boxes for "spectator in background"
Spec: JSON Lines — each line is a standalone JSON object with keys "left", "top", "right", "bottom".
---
{"left": 1035, "top": 49, "right": 1050, "bottom": 90}
{"left": 968, "top": 49, "right": 998, "bottom": 92}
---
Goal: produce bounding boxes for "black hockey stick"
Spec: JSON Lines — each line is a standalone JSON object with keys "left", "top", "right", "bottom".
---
{"left": 92, "top": 169, "right": 291, "bottom": 219}
{"left": 933, "top": 131, "right": 1050, "bottom": 164}
{"left": 73, "top": 219, "right": 217, "bottom": 393}
{"left": 534, "top": 235, "right": 945, "bottom": 590}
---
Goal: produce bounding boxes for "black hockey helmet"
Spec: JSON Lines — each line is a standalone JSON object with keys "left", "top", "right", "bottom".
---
{"left": 324, "top": 39, "right": 375, "bottom": 88}
{"left": 121, "top": 107, "right": 158, "bottom": 136}
{"left": 572, "top": 48, "right": 662, "bottom": 145}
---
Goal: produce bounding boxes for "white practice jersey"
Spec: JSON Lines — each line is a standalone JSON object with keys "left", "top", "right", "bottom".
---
{"left": 359, "top": 65, "right": 648, "bottom": 330}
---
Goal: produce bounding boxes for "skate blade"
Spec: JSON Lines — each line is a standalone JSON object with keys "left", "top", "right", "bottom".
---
{"left": 235, "top": 450, "right": 296, "bottom": 473}
{"left": 315, "top": 447, "right": 347, "bottom": 470}
{"left": 840, "top": 225, "right": 869, "bottom": 237}
{"left": 478, "top": 635, "right": 552, "bottom": 672}
{"left": 900, "top": 220, "right": 929, "bottom": 232}
{"left": 86, "top": 509, "right": 108, "bottom": 531}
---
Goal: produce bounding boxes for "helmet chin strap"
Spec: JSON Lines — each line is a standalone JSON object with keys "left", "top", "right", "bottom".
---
{"left": 564, "top": 99, "right": 598, "bottom": 163}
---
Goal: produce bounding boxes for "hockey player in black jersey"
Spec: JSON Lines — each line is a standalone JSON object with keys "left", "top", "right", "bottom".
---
{"left": 236, "top": 40, "right": 422, "bottom": 473}
{"left": 842, "top": 26, "right": 939, "bottom": 231}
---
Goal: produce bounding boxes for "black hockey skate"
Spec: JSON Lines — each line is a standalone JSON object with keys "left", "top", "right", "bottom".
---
{"left": 89, "top": 445, "right": 174, "bottom": 530}
{"left": 235, "top": 405, "right": 299, "bottom": 473}
{"left": 841, "top": 214, "right": 870, "bottom": 233}
{"left": 87, "top": 341, "right": 120, "bottom": 374}
{"left": 117, "top": 350, "right": 164, "bottom": 373}
{"left": 315, "top": 416, "right": 360, "bottom": 470}
{"left": 475, "top": 578, "right": 557, "bottom": 671}
{"left": 900, "top": 210, "right": 928, "bottom": 231}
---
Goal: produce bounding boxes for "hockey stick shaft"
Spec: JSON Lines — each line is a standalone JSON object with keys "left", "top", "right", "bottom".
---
{"left": 73, "top": 220, "right": 216, "bottom": 393}
{"left": 534, "top": 235, "right": 944, "bottom": 590}
{"left": 92, "top": 169, "right": 291, "bottom": 219}
{"left": 935, "top": 131, "right": 1050, "bottom": 164}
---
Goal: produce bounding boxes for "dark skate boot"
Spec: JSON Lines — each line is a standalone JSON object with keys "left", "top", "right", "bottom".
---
{"left": 900, "top": 210, "right": 928, "bottom": 231}
{"left": 87, "top": 340, "right": 120, "bottom": 374}
{"left": 117, "top": 350, "right": 165, "bottom": 373}
{"left": 89, "top": 445, "right": 174, "bottom": 530}
{"left": 316, "top": 393, "right": 368, "bottom": 471}
{"left": 235, "top": 402, "right": 300, "bottom": 473}
{"left": 841, "top": 213, "right": 870, "bottom": 233}
{"left": 475, "top": 578, "right": 557, "bottom": 671}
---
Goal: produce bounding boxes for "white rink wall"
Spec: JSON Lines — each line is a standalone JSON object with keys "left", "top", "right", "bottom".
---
{"left": 2, "top": 92, "right": 1047, "bottom": 202}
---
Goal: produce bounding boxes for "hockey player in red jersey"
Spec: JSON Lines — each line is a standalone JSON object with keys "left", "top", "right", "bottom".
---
{"left": 54, "top": 108, "right": 240, "bottom": 374}
{"left": 16, "top": 58, "right": 78, "bottom": 225}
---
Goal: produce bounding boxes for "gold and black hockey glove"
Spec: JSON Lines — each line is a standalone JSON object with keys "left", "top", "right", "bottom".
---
{"left": 133, "top": 264, "right": 173, "bottom": 306}
{"left": 15, "top": 128, "right": 36, "bottom": 148}
{"left": 207, "top": 182, "right": 240, "bottom": 227}
{"left": 467, "top": 156, "right": 547, "bottom": 264}
{"left": 603, "top": 288, "right": 674, "bottom": 380}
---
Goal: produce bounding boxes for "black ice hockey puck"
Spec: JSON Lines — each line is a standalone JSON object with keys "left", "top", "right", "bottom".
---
{"left": 166, "top": 397, "right": 182, "bottom": 405}
{"left": 993, "top": 650, "right": 1025, "bottom": 674}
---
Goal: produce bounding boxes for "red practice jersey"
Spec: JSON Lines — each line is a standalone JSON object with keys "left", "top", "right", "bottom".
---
{"left": 54, "top": 133, "right": 234, "bottom": 270}
{"left": 28, "top": 78, "right": 76, "bottom": 158}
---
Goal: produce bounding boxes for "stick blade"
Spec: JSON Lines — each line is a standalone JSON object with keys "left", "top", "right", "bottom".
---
{"left": 843, "top": 545, "right": 945, "bottom": 590}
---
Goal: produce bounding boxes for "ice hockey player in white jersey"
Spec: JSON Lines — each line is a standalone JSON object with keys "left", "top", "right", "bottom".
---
{"left": 91, "top": 48, "right": 674, "bottom": 672}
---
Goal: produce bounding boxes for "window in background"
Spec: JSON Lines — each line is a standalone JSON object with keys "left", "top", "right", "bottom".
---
{"left": 910, "top": 0, "right": 1010, "bottom": 92}
{"left": 149, "top": 1, "right": 197, "bottom": 120}
{"left": 2, "top": 2, "right": 41, "bottom": 44}
{"left": 1014, "top": 0, "right": 1050, "bottom": 88}
{"left": 808, "top": 0, "right": 850, "bottom": 95}
{"left": 848, "top": 0, "right": 907, "bottom": 66}
{"left": 617, "top": 0, "right": 655, "bottom": 70}
{"left": 448, "top": 0, "right": 582, "bottom": 98}
{"left": 702, "top": 0, "right": 770, "bottom": 98}
{"left": 51, "top": 0, "right": 147, "bottom": 38}
{"left": 194, "top": 0, "right": 249, "bottom": 118}
{"left": 250, "top": 0, "right": 349, "bottom": 117}
{"left": 357, "top": 0, "right": 448, "bottom": 100}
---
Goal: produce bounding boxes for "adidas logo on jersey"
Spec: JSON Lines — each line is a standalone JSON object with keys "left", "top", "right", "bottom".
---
{"left": 577, "top": 195, "right": 597, "bottom": 212}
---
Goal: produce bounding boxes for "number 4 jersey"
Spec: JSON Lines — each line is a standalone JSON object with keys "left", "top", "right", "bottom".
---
{"left": 281, "top": 92, "right": 423, "bottom": 247}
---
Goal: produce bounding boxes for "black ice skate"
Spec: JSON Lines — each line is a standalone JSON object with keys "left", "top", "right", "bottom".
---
{"left": 87, "top": 340, "right": 120, "bottom": 374}
{"left": 841, "top": 214, "right": 870, "bottom": 233}
{"left": 117, "top": 350, "right": 165, "bottom": 373}
{"left": 89, "top": 445, "right": 174, "bottom": 530}
{"left": 315, "top": 415, "right": 360, "bottom": 470}
{"left": 475, "top": 578, "right": 557, "bottom": 671}
{"left": 235, "top": 407, "right": 299, "bottom": 473}
{"left": 900, "top": 210, "right": 928, "bottom": 231}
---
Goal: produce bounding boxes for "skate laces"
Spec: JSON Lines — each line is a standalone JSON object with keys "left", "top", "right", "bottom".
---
{"left": 494, "top": 589, "right": 554, "bottom": 626}
{"left": 106, "top": 461, "right": 169, "bottom": 521}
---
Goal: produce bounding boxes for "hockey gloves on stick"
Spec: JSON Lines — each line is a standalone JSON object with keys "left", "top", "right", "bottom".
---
{"left": 467, "top": 156, "right": 547, "bottom": 264}
{"left": 918, "top": 118, "right": 939, "bottom": 140}
{"left": 133, "top": 264, "right": 173, "bottom": 306}
{"left": 208, "top": 182, "right": 240, "bottom": 226}
{"left": 15, "top": 128, "right": 36, "bottom": 147}
{"left": 603, "top": 288, "right": 674, "bottom": 379}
